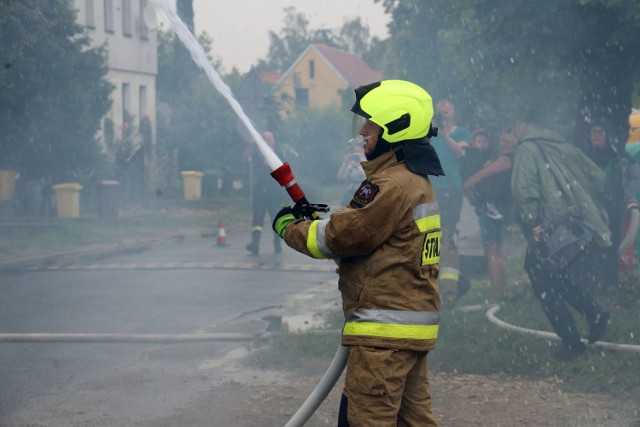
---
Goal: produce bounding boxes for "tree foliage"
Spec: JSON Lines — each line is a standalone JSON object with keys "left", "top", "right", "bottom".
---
{"left": 278, "top": 106, "right": 351, "bottom": 199}
{"left": 156, "top": 29, "right": 244, "bottom": 178}
{"left": 0, "top": 0, "right": 113, "bottom": 181}
{"left": 256, "top": 7, "right": 382, "bottom": 72}
{"left": 377, "top": 0, "right": 640, "bottom": 144}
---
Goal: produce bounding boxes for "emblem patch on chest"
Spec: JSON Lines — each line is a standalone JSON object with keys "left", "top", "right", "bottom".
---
{"left": 350, "top": 180, "right": 380, "bottom": 209}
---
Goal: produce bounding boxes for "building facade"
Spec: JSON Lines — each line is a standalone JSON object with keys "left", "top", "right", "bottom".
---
{"left": 274, "top": 44, "right": 382, "bottom": 114}
{"left": 72, "top": 0, "right": 158, "bottom": 191}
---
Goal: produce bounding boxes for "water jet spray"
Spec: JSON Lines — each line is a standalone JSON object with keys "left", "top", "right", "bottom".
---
{"left": 150, "top": 2, "right": 342, "bottom": 426}
{"left": 151, "top": 0, "right": 328, "bottom": 219}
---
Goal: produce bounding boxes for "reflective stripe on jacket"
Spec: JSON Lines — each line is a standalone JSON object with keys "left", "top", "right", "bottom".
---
{"left": 283, "top": 148, "right": 442, "bottom": 351}
{"left": 343, "top": 309, "right": 440, "bottom": 341}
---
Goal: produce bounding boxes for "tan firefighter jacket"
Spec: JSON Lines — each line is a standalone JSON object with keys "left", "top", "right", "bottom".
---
{"left": 283, "top": 148, "right": 442, "bottom": 351}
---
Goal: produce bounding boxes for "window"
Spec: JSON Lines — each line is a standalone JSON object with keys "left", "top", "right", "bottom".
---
{"left": 104, "top": 0, "right": 114, "bottom": 33}
{"left": 139, "top": 0, "right": 149, "bottom": 40}
{"left": 122, "top": 83, "right": 131, "bottom": 124}
{"left": 85, "top": 0, "right": 95, "bottom": 28}
{"left": 122, "top": 0, "right": 132, "bottom": 36}
{"left": 309, "top": 60, "right": 315, "bottom": 79}
{"left": 293, "top": 72, "right": 302, "bottom": 88}
{"left": 139, "top": 85, "right": 147, "bottom": 119}
{"left": 295, "top": 88, "right": 309, "bottom": 107}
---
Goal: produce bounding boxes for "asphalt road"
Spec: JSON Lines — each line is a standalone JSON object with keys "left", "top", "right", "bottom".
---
{"left": 0, "top": 232, "right": 337, "bottom": 426}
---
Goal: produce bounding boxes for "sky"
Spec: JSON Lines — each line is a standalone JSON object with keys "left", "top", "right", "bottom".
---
{"left": 159, "top": 0, "right": 390, "bottom": 73}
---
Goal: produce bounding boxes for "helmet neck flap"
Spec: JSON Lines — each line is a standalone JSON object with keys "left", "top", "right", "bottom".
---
{"left": 398, "top": 136, "right": 444, "bottom": 178}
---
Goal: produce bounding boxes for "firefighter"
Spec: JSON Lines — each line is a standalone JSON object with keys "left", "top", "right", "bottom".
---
{"left": 245, "top": 131, "right": 286, "bottom": 255}
{"left": 273, "top": 80, "right": 445, "bottom": 426}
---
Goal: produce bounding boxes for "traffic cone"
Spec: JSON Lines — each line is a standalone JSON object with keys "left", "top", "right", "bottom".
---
{"left": 216, "top": 220, "right": 228, "bottom": 246}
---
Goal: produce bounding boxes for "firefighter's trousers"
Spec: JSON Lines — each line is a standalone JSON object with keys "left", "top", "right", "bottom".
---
{"left": 338, "top": 346, "right": 438, "bottom": 427}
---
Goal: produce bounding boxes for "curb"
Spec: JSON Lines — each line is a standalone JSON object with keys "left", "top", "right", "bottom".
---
{"left": 0, "top": 229, "right": 208, "bottom": 271}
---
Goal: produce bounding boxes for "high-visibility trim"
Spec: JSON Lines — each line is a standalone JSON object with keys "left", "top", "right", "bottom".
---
{"left": 414, "top": 202, "right": 441, "bottom": 265}
{"left": 306, "top": 219, "right": 335, "bottom": 259}
{"left": 314, "top": 219, "right": 336, "bottom": 258}
{"left": 346, "top": 309, "right": 440, "bottom": 325}
{"left": 343, "top": 309, "right": 440, "bottom": 340}
{"left": 343, "top": 322, "right": 439, "bottom": 340}
{"left": 252, "top": 225, "right": 263, "bottom": 232}
{"left": 414, "top": 202, "right": 440, "bottom": 219}
{"left": 413, "top": 202, "right": 440, "bottom": 232}
{"left": 440, "top": 267, "right": 459, "bottom": 281}
{"left": 415, "top": 216, "right": 440, "bottom": 233}
{"left": 306, "top": 221, "right": 325, "bottom": 259}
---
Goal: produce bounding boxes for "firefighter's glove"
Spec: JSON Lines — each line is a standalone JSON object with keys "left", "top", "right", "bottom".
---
{"left": 273, "top": 205, "right": 301, "bottom": 239}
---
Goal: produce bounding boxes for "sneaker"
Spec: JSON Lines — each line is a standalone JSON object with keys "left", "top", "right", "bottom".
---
{"left": 485, "top": 203, "right": 503, "bottom": 220}
{"left": 588, "top": 311, "right": 610, "bottom": 344}
{"left": 553, "top": 341, "right": 586, "bottom": 360}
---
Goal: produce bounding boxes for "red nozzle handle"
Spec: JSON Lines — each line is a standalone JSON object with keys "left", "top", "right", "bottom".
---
{"left": 271, "top": 162, "right": 329, "bottom": 220}
{"left": 271, "top": 162, "right": 305, "bottom": 203}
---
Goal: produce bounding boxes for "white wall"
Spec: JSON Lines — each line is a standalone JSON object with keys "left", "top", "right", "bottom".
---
{"left": 72, "top": 0, "right": 157, "bottom": 142}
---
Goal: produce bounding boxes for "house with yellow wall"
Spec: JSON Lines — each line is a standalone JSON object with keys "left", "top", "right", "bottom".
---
{"left": 274, "top": 43, "right": 382, "bottom": 114}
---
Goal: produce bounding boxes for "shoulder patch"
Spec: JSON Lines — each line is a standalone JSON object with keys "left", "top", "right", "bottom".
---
{"left": 350, "top": 180, "right": 380, "bottom": 209}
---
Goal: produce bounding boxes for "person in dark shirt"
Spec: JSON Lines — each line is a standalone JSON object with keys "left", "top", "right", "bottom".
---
{"left": 462, "top": 128, "right": 516, "bottom": 297}
{"left": 245, "top": 131, "right": 287, "bottom": 255}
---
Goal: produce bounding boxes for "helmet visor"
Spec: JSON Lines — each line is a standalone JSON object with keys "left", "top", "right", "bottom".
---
{"left": 349, "top": 114, "right": 368, "bottom": 144}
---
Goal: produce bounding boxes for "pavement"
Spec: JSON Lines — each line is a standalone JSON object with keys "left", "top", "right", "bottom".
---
{"left": 0, "top": 207, "right": 344, "bottom": 333}
{"left": 0, "top": 225, "right": 207, "bottom": 271}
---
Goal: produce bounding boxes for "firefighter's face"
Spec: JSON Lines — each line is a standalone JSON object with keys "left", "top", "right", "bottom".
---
{"left": 360, "top": 120, "right": 381, "bottom": 157}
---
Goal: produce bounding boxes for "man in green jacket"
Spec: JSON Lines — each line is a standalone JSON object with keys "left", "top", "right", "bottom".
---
{"left": 511, "top": 124, "right": 611, "bottom": 359}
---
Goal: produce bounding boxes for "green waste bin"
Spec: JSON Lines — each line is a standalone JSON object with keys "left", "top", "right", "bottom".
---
{"left": 181, "top": 171, "right": 204, "bottom": 201}
{"left": 0, "top": 170, "right": 16, "bottom": 201}
{"left": 52, "top": 183, "right": 83, "bottom": 218}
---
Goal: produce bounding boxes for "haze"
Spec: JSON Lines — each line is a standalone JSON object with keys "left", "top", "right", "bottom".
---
{"left": 172, "top": 0, "right": 390, "bottom": 72}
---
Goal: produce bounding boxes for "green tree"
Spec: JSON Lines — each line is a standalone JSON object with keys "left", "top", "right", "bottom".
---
{"left": 156, "top": 29, "right": 244, "bottom": 184}
{"left": 257, "top": 7, "right": 314, "bottom": 72}
{"left": 256, "top": 7, "right": 377, "bottom": 72}
{"left": 338, "top": 17, "right": 371, "bottom": 55}
{"left": 278, "top": 106, "right": 351, "bottom": 198}
{"left": 377, "top": 0, "right": 640, "bottom": 142}
{"left": 0, "top": 0, "right": 112, "bottom": 181}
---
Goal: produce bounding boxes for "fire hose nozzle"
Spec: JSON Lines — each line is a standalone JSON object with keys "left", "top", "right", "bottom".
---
{"left": 270, "top": 162, "right": 330, "bottom": 220}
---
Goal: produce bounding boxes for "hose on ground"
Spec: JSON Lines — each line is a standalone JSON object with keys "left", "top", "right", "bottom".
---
{"left": 485, "top": 304, "right": 640, "bottom": 354}
{"left": 0, "top": 332, "right": 273, "bottom": 343}
{"left": 284, "top": 345, "right": 349, "bottom": 427}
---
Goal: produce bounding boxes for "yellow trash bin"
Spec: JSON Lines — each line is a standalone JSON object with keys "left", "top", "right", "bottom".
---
{"left": 52, "top": 183, "right": 83, "bottom": 218}
{"left": 0, "top": 170, "right": 16, "bottom": 201}
{"left": 181, "top": 171, "right": 204, "bottom": 201}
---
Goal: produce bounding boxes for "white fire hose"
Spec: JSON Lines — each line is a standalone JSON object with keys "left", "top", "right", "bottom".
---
{"left": 0, "top": 332, "right": 274, "bottom": 343}
{"left": 3, "top": 304, "right": 640, "bottom": 427}
{"left": 284, "top": 345, "right": 349, "bottom": 427}
{"left": 485, "top": 304, "right": 640, "bottom": 354}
